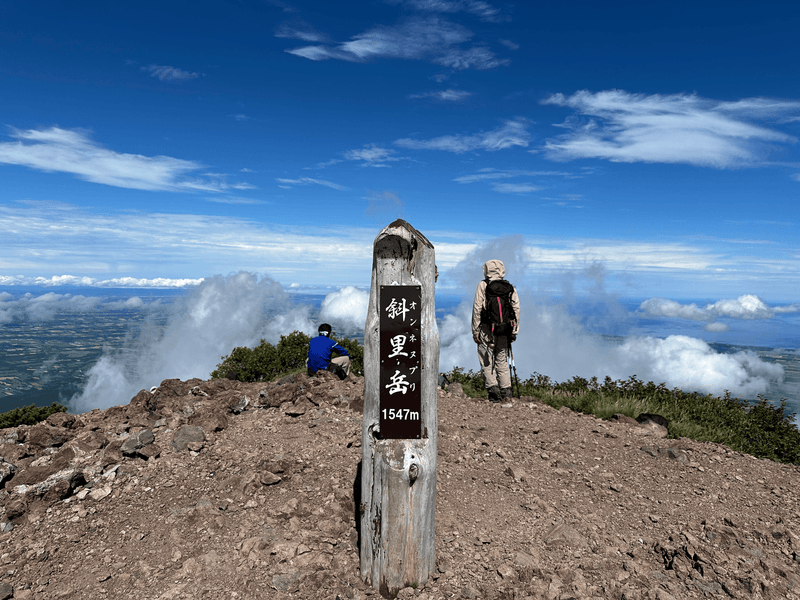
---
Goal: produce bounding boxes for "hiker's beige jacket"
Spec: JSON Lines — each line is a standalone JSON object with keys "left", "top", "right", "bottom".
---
{"left": 471, "top": 259, "right": 521, "bottom": 343}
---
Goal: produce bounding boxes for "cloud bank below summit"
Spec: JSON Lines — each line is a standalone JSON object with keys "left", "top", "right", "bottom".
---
{"left": 640, "top": 295, "right": 800, "bottom": 321}
{"left": 68, "top": 276, "right": 369, "bottom": 413}
{"left": 436, "top": 239, "right": 788, "bottom": 402}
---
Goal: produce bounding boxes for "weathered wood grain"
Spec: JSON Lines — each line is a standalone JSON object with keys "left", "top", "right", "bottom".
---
{"left": 360, "top": 219, "right": 439, "bottom": 597}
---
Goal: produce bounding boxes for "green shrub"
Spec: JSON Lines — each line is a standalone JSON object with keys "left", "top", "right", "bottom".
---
{"left": 441, "top": 366, "right": 487, "bottom": 399}
{"left": 334, "top": 336, "right": 364, "bottom": 377}
{"left": 0, "top": 402, "right": 67, "bottom": 429}
{"left": 211, "top": 331, "right": 364, "bottom": 382}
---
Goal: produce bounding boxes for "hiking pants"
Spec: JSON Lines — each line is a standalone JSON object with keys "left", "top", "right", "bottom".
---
{"left": 305, "top": 355, "right": 351, "bottom": 376}
{"left": 331, "top": 355, "right": 351, "bottom": 376}
{"left": 477, "top": 334, "right": 510, "bottom": 390}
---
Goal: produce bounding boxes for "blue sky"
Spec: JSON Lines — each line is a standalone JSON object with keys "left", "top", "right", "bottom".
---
{"left": 1, "top": 0, "right": 799, "bottom": 301}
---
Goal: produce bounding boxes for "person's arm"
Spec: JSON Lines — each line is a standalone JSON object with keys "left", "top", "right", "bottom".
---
{"left": 471, "top": 281, "right": 485, "bottom": 343}
{"left": 330, "top": 340, "right": 349, "bottom": 356}
{"left": 511, "top": 288, "right": 521, "bottom": 338}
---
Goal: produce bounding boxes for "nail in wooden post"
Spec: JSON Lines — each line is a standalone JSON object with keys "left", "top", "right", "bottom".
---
{"left": 360, "top": 219, "right": 439, "bottom": 597}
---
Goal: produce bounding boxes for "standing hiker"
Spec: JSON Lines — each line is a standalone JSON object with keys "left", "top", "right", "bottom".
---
{"left": 307, "top": 323, "right": 351, "bottom": 379}
{"left": 471, "top": 259, "right": 521, "bottom": 402}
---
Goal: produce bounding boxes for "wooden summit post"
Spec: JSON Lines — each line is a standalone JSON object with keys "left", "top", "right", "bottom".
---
{"left": 361, "top": 219, "right": 439, "bottom": 597}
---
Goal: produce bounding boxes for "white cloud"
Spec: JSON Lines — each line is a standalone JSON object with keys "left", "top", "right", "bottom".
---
{"left": 491, "top": 182, "right": 542, "bottom": 193}
{"left": 616, "top": 335, "right": 784, "bottom": 397}
{"left": 0, "top": 291, "right": 159, "bottom": 324}
{"left": 704, "top": 322, "right": 729, "bottom": 332}
{"left": 274, "top": 21, "right": 329, "bottom": 42}
{"left": 394, "top": 0, "right": 508, "bottom": 23}
{"left": 98, "top": 277, "right": 203, "bottom": 288}
{"left": 410, "top": 89, "right": 472, "bottom": 101}
{"left": 543, "top": 90, "right": 800, "bottom": 167}
{"left": 318, "top": 286, "right": 369, "bottom": 336}
{"left": 454, "top": 168, "right": 577, "bottom": 184}
{"left": 3, "top": 202, "right": 797, "bottom": 292}
{"left": 276, "top": 176, "right": 346, "bottom": 190}
{"left": 0, "top": 275, "right": 203, "bottom": 288}
{"left": 364, "top": 190, "right": 405, "bottom": 220}
{"left": 0, "top": 126, "right": 251, "bottom": 192}
{"left": 394, "top": 117, "right": 530, "bottom": 153}
{"left": 343, "top": 144, "right": 401, "bottom": 167}
{"left": 142, "top": 65, "right": 201, "bottom": 81}
{"left": 286, "top": 16, "right": 507, "bottom": 70}
{"left": 775, "top": 304, "right": 800, "bottom": 314}
{"left": 0, "top": 292, "right": 103, "bottom": 323}
{"left": 70, "top": 273, "right": 317, "bottom": 412}
{"left": 439, "top": 297, "right": 784, "bottom": 400}
{"left": 206, "top": 196, "right": 267, "bottom": 205}
{"left": 639, "top": 294, "right": 789, "bottom": 321}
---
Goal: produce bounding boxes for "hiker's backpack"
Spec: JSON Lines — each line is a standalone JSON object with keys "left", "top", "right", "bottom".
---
{"left": 482, "top": 279, "right": 516, "bottom": 337}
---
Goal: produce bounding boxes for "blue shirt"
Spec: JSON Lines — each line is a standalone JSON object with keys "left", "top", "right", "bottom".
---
{"left": 307, "top": 335, "right": 349, "bottom": 372}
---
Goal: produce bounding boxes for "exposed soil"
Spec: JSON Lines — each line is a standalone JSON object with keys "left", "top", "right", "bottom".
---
{"left": 1, "top": 372, "right": 799, "bottom": 599}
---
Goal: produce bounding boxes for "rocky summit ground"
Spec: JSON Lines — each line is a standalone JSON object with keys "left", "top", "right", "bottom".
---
{"left": 1, "top": 372, "right": 799, "bottom": 600}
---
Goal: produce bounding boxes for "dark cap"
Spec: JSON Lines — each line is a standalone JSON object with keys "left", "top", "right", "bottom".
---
{"left": 318, "top": 323, "right": 332, "bottom": 336}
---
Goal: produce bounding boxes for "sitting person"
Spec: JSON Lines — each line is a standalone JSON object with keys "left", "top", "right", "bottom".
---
{"left": 307, "top": 323, "right": 350, "bottom": 379}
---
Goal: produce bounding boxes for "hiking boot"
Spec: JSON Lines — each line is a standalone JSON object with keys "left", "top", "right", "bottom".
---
{"left": 500, "top": 387, "right": 512, "bottom": 399}
{"left": 487, "top": 385, "right": 501, "bottom": 403}
{"left": 327, "top": 363, "right": 347, "bottom": 380}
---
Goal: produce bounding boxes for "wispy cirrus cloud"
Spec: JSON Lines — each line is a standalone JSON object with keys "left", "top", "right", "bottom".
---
{"left": 498, "top": 38, "right": 519, "bottom": 50}
{"left": 0, "top": 126, "right": 251, "bottom": 192}
{"left": 490, "top": 182, "right": 542, "bottom": 193}
{"left": 206, "top": 196, "right": 268, "bottom": 205}
{"left": 3, "top": 202, "right": 799, "bottom": 292}
{"left": 284, "top": 16, "right": 508, "bottom": 70}
{"left": 395, "top": 117, "right": 530, "bottom": 153}
{"left": 391, "top": 0, "right": 509, "bottom": 23}
{"left": 276, "top": 176, "right": 345, "bottom": 190}
{"left": 343, "top": 144, "right": 404, "bottom": 167}
{"left": 364, "top": 190, "right": 405, "bottom": 221}
{"left": 543, "top": 90, "right": 800, "bottom": 168}
{"left": 142, "top": 64, "right": 202, "bottom": 81}
{"left": 453, "top": 167, "right": 578, "bottom": 193}
{"left": 453, "top": 167, "right": 578, "bottom": 183}
{"left": 410, "top": 89, "right": 471, "bottom": 101}
{"left": 274, "top": 20, "right": 329, "bottom": 42}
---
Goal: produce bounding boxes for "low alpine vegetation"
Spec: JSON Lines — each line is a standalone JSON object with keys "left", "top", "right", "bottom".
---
{"left": 210, "top": 330, "right": 364, "bottom": 382}
{"left": 0, "top": 402, "right": 67, "bottom": 429}
{"left": 443, "top": 368, "right": 800, "bottom": 465}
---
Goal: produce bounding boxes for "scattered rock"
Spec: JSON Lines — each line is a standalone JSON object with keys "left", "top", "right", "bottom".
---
{"left": 634, "top": 413, "right": 670, "bottom": 438}
{"left": 46, "top": 412, "right": 77, "bottom": 429}
{"left": 120, "top": 429, "right": 156, "bottom": 458}
{"left": 445, "top": 382, "right": 465, "bottom": 397}
{"left": 272, "top": 569, "right": 303, "bottom": 593}
{"left": 504, "top": 464, "right": 526, "bottom": 482}
{"left": 543, "top": 523, "right": 589, "bottom": 549}
{"left": 25, "top": 424, "right": 68, "bottom": 449}
{"left": 171, "top": 425, "right": 206, "bottom": 451}
{"left": 0, "top": 461, "right": 17, "bottom": 486}
{"left": 229, "top": 395, "right": 250, "bottom": 414}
